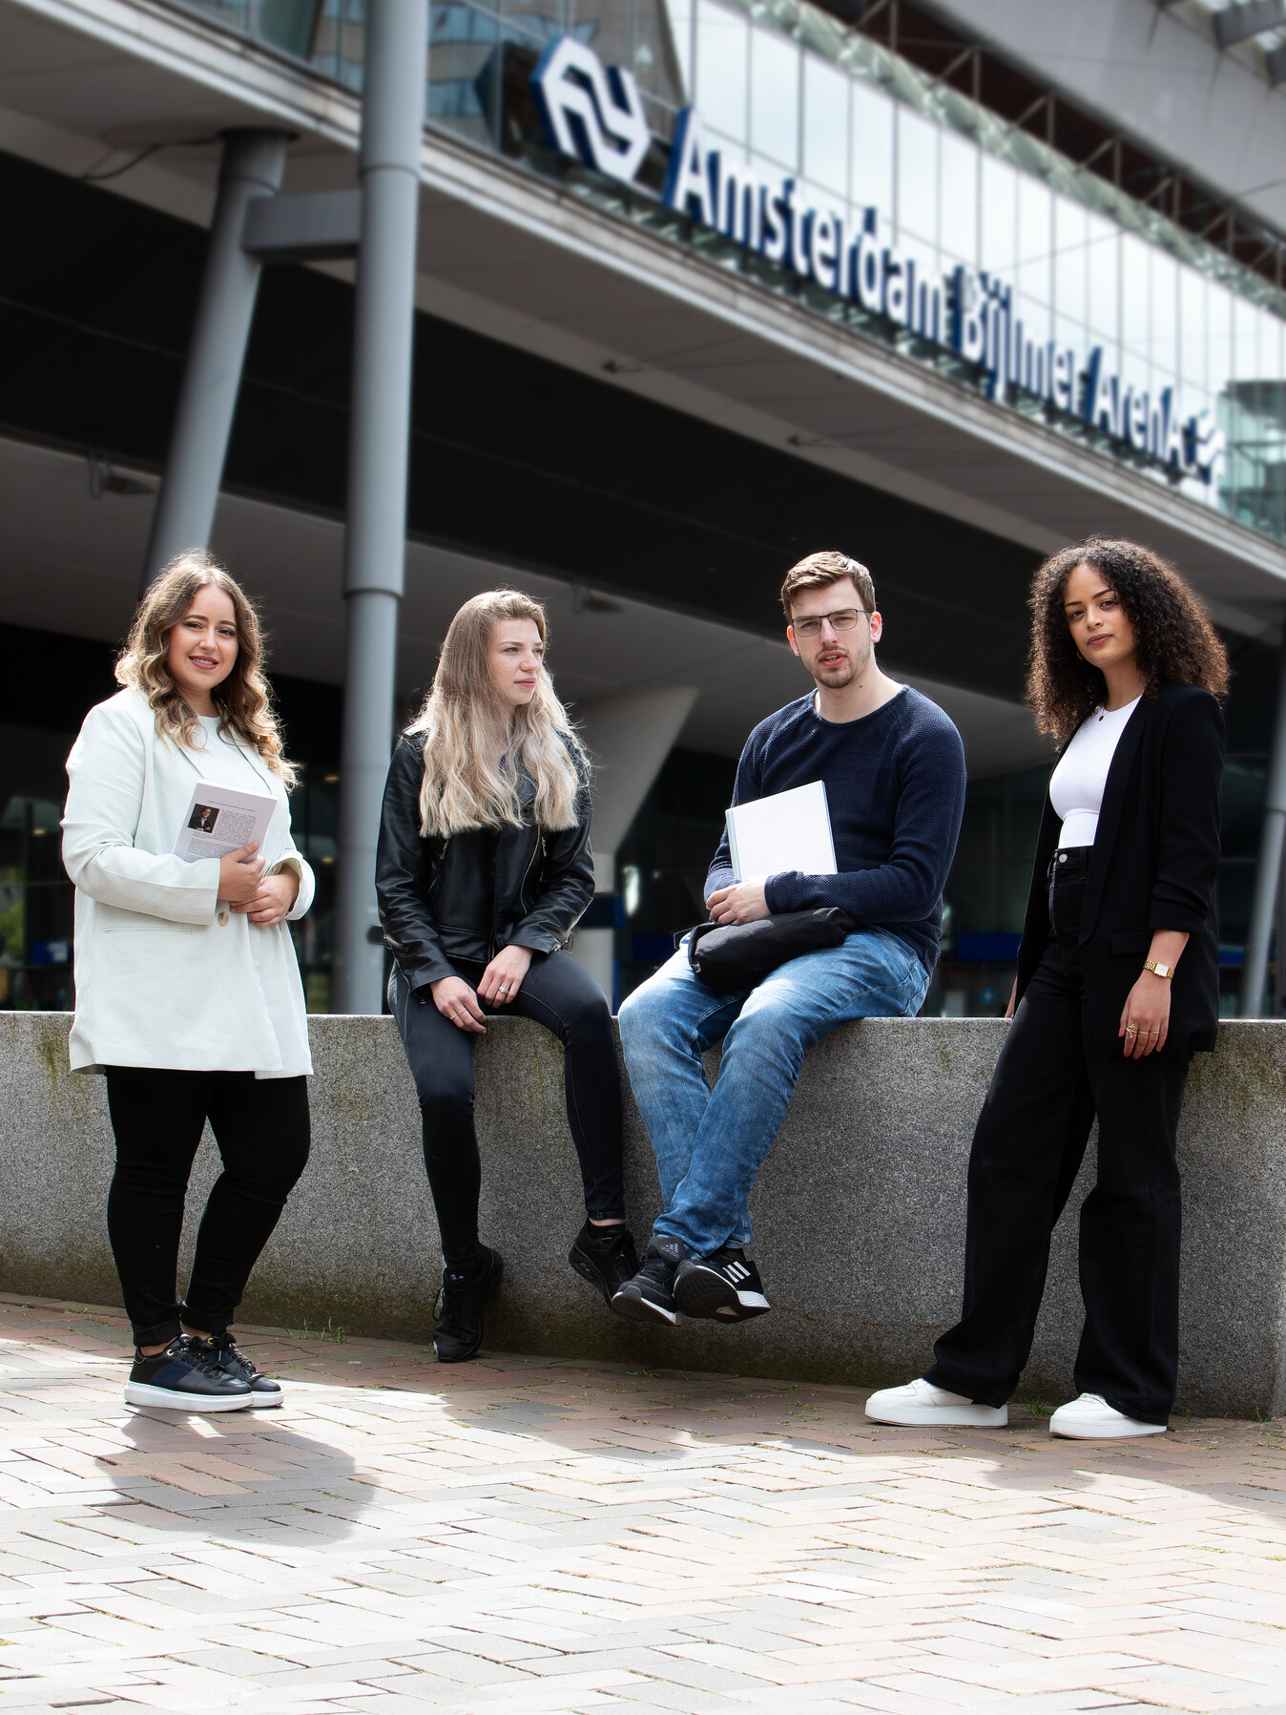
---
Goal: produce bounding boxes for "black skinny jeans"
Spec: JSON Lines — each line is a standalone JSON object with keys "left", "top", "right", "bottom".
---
{"left": 927, "top": 846, "right": 1192, "bottom": 1425}
{"left": 104, "top": 1068, "right": 310, "bottom": 1348}
{"left": 389, "top": 953, "right": 625, "bottom": 1267}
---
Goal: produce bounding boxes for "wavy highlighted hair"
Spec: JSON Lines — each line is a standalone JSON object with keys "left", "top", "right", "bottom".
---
{"left": 116, "top": 550, "right": 297, "bottom": 788}
{"left": 407, "top": 589, "right": 586, "bottom": 838}
{"left": 1027, "top": 536, "right": 1228, "bottom": 744}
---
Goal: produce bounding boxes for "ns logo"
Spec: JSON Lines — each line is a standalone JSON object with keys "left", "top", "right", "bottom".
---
{"left": 530, "top": 37, "right": 651, "bottom": 186}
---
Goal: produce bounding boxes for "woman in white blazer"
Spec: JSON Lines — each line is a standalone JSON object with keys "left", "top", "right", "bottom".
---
{"left": 61, "top": 551, "right": 314, "bottom": 1413}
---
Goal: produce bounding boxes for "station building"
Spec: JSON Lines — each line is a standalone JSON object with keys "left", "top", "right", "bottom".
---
{"left": 1, "top": 0, "right": 1284, "bottom": 1014}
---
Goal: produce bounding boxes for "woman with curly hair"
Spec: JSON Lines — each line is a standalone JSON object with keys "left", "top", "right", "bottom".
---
{"left": 61, "top": 551, "right": 313, "bottom": 1412}
{"left": 377, "top": 589, "right": 637, "bottom": 1363}
{"left": 868, "top": 537, "right": 1226, "bottom": 1439}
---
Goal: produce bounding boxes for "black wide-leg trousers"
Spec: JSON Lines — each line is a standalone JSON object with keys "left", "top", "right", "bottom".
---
{"left": 389, "top": 952, "right": 626, "bottom": 1268}
{"left": 927, "top": 932, "right": 1192, "bottom": 1426}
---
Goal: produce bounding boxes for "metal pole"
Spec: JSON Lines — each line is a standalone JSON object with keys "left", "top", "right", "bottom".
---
{"left": 1242, "top": 625, "right": 1286, "bottom": 1017}
{"left": 142, "top": 129, "right": 289, "bottom": 586}
{"left": 333, "top": 0, "right": 427, "bottom": 1014}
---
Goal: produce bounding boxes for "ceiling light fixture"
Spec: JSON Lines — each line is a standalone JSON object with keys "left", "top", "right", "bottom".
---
{"left": 87, "top": 454, "right": 155, "bottom": 500}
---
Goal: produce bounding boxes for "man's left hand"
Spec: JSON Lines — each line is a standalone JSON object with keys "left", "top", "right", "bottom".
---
{"left": 707, "top": 881, "right": 770, "bottom": 926}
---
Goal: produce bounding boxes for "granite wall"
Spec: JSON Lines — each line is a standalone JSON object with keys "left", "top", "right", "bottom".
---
{"left": 4, "top": 1012, "right": 1284, "bottom": 1417}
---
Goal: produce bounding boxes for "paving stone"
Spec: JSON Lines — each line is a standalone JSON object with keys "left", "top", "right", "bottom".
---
{"left": 2, "top": 1294, "right": 1286, "bottom": 1714}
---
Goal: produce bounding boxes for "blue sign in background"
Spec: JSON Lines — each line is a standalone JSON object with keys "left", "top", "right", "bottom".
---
{"left": 532, "top": 35, "right": 1224, "bottom": 489}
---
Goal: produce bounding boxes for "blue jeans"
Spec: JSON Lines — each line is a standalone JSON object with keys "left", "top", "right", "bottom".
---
{"left": 618, "top": 929, "right": 929, "bottom": 1257}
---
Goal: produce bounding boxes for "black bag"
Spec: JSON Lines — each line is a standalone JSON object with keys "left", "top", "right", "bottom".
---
{"left": 686, "top": 907, "right": 856, "bottom": 994}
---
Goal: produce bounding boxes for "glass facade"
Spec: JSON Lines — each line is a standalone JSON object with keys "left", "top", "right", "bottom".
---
{"left": 650, "top": 0, "right": 1286, "bottom": 544}
{"left": 57, "top": 1, "right": 1278, "bottom": 1018}
{"left": 169, "top": 0, "right": 1286, "bottom": 549}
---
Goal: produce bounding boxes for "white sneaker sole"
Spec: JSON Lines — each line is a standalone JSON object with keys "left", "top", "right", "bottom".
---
{"left": 709, "top": 1293, "right": 769, "bottom": 1319}
{"left": 610, "top": 1287, "right": 677, "bottom": 1327}
{"left": 675, "top": 1268, "right": 771, "bottom": 1323}
{"left": 124, "top": 1381, "right": 253, "bottom": 1412}
{"left": 246, "top": 1391, "right": 284, "bottom": 1409}
{"left": 865, "top": 1400, "right": 1009, "bottom": 1428}
{"left": 1049, "top": 1418, "right": 1166, "bottom": 1439}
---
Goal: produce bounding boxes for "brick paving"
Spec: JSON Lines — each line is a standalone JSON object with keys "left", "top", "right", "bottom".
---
{"left": 1, "top": 1295, "right": 1285, "bottom": 1714}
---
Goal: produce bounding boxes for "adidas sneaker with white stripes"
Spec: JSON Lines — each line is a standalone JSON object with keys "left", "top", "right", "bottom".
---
{"left": 674, "top": 1247, "right": 771, "bottom": 1323}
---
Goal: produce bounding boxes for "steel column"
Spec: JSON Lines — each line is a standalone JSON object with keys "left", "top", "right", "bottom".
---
{"left": 333, "top": 0, "right": 427, "bottom": 1014}
{"left": 1242, "top": 626, "right": 1286, "bottom": 1016}
{"left": 142, "top": 129, "right": 289, "bottom": 586}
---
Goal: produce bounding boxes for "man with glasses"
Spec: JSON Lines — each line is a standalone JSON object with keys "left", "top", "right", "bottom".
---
{"left": 613, "top": 549, "right": 966, "bottom": 1327}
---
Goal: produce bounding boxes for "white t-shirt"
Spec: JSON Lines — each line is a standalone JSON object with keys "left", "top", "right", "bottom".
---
{"left": 195, "top": 715, "right": 271, "bottom": 791}
{"left": 1048, "top": 696, "right": 1141, "bottom": 849}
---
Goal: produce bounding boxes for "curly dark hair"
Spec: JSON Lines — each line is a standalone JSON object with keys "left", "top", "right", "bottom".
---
{"left": 1027, "top": 537, "right": 1228, "bottom": 743}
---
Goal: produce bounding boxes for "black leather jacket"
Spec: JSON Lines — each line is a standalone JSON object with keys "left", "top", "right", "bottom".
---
{"left": 375, "top": 734, "right": 595, "bottom": 994}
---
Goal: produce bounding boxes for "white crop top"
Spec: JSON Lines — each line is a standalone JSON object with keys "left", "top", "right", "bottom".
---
{"left": 1048, "top": 696, "right": 1141, "bottom": 848}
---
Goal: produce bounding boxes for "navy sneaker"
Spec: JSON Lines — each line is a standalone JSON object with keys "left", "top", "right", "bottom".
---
{"left": 194, "top": 1333, "right": 284, "bottom": 1409}
{"left": 610, "top": 1235, "right": 687, "bottom": 1327}
{"left": 433, "top": 1246, "right": 503, "bottom": 1363}
{"left": 124, "top": 1335, "right": 253, "bottom": 1412}
{"left": 569, "top": 1222, "right": 640, "bottom": 1305}
{"left": 674, "top": 1247, "right": 771, "bottom": 1322}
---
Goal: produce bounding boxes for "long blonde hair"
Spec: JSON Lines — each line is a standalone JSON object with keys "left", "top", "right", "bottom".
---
{"left": 407, "top": 589, "right": 585, "bottom": 837}
{"left": 116, "top": 550, "right": 297, "bottom": 788}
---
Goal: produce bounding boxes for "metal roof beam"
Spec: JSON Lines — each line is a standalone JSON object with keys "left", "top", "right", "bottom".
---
{"left": 1213, "top": 0, "right": 1286, "bottom": 49}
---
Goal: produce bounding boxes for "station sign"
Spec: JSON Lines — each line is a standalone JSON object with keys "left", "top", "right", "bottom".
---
{"left": 531, "top": 36, "right": 1224, "bottom": 485}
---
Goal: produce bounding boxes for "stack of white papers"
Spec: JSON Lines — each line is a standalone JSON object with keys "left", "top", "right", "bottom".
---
{"left": 726, "top": 781, "right": 837, "bottom": 882}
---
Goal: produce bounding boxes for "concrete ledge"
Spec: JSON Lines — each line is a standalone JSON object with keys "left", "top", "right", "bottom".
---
{"left": 4, "top": 1012, "right": 1285, "bottom": 1416}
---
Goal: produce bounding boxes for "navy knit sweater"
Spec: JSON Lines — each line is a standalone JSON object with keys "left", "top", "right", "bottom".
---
{"left": 705, "top": 686, "right": 967, "bottom": 973}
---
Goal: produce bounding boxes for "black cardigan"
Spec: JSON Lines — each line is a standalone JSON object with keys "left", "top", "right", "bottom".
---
{"left": 1015, "top": 683, "right": 1225, "bottom": 1053}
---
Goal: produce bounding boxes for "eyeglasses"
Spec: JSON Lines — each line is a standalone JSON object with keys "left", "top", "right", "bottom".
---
{"left": 791, "top": 608, "right": 872, "bottom": 640}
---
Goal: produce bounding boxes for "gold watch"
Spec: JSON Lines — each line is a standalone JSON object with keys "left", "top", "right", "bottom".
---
{"left": 1143, "top": 959, "right": 1173, "bottom": 980}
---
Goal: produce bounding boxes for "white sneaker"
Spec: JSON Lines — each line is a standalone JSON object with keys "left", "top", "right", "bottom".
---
{"left": 865, "top": 1377, "right": 1008, "bottom": 1428}
{"left": 1048, "top": 1393, "right": 1166, "bottom": 1439}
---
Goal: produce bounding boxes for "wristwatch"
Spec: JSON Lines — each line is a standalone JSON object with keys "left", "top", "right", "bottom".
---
{"left": 1143, "top": 959, "right": 1174, "bottom": 980}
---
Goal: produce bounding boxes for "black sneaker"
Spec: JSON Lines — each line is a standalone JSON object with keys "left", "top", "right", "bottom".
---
{"left": 610, "top": 1235, "right": 686, "bottom": 1327}
{"left": 674, "top": 1247, "right": 771, "bottom": 1322}
{"left": 193, "top": 1333, "right": 283, "bottom": 1409}
{"left": 433, "top": 1246, "right": 503, "bottom": 1363}
{"left": 568, "top": 1222, "right": 640, "bottom": 1305}
{"left": 124, "top": 1335, "right": 254, "bottom": 1412}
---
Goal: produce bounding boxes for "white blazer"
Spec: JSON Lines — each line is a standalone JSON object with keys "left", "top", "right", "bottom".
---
{"left": 61, "top": 687, "right": 315, "bottom": 1077}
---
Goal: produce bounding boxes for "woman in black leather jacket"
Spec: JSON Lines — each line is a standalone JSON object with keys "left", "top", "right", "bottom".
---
{"left": 376, "top": 588, "right": 637, "bottom": 1361}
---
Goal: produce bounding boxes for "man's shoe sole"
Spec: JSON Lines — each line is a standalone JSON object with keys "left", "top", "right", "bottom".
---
{"left": 865, "top": 1401, "right": 1008, "bottom": 1428}
{"left": 674, "top": 1264, "right": 770, "bottom": 1323}
{"left": 124, "top": 1382, "right": 253, "bottom": 1412}
{"left": 610, "top": 1285, "right": 677, "bottom": 1327}
{"left": 246, "top": 1390, "right": 284, "bottom": 1409}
